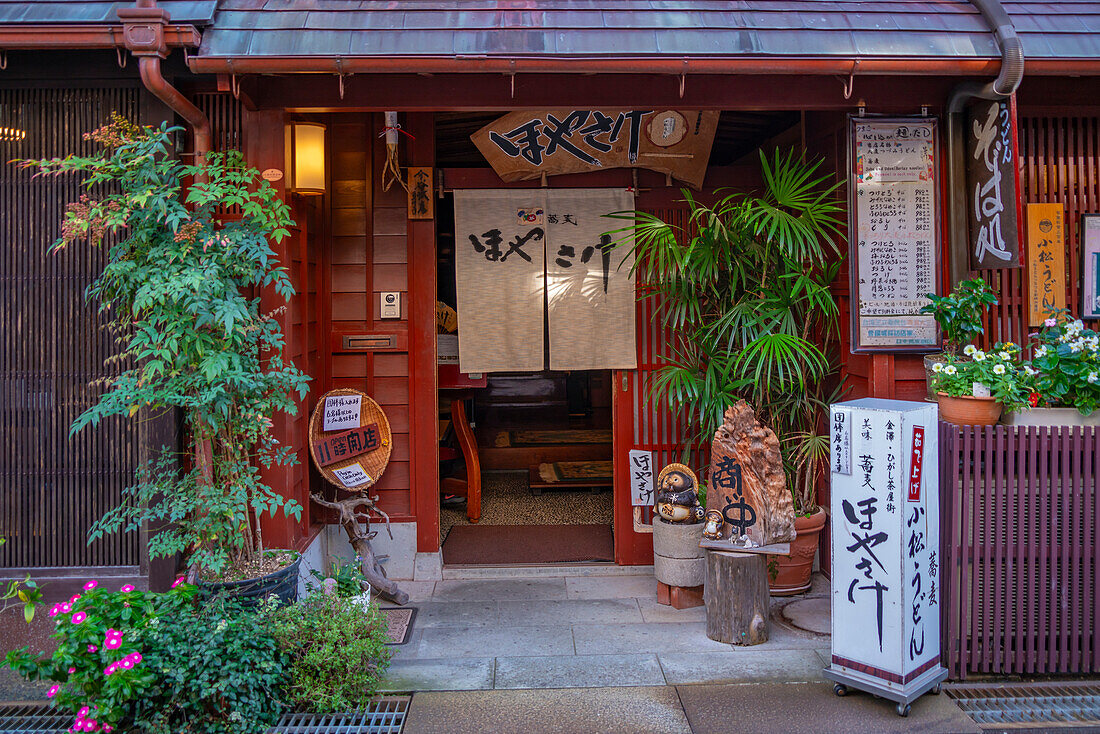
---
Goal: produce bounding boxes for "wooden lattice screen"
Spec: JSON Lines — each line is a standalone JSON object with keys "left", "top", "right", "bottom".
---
{"left": 0, "top": 87, "right": 142, "bottom": 569}
{"left": 981, "top": 115, "right": 1100, "bottom": 346}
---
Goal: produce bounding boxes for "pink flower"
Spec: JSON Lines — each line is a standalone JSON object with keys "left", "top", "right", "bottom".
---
{"left": 83, "top": 721, "right": 97, "bottom": 732}
{"left": 60, "top": 602, "right": 71, "bottom": 613}
{"left": 171, "top": 577, "right": 185, "bottom": 589}
{"left": 70, "top": 594, "right": 81, "bottom": 604}
{"left": 71, "top": 612, "right": 87, "bottom": 625}
{"left": 83, "top": 580, "right": 97, "bottom": 591}
{"left": 129, "top": 653, "right": 142, "bottom": 664}
{"left": 49, "top": 605, "right": 60, "bottom": 618}
{"left": 104, "top": 726, "right": 113, "bottom": 733}
{"left": 120, "top": 659, "right": 133, "bottom": 670}
{"left": 46, "top": 685, "right": 59, "bottom": 698}
{"left": 104, "top": 637, "right": 121, "bottom": 650}
{"left": 120, "top": 585, "right": 134, "bottom": 593}
{"left": 104, "top": 664, "right": 116, "bottom": 676}
{"left": 68, "top": 667, "right": 76, "bottom": 674}
{"left": 78, "top": 707, "right": 89, "bottom": 717}
{"left": 87, "top": 644, "right": 97, "bottom": 653}
{"left": 1045, "top": 318, "right": 1057, "bottom": 327}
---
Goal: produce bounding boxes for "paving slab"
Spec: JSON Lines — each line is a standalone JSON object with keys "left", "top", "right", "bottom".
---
{"left": 676, "top": 682, "right": 981, "bottom": 734}
{"left": 388, "top": 629, "right": 425, "bottom": 661}
{"left": 410, "top": 600, "right": 498, "bottom": 628}
{"left": 744, "top": 620, "right": 831, "bottom": 650}
{"left": 565, "top": 575, "right": 656, "bottom": 599}
{"left": 403, "top": 686, "right": 692, "bottom": 734}
{"left": 636, "top": 596, "right": 707, "bottom": 623}
{"left": 779, "top": 595, "right": 831, "bottom": 635}
{"left": 493, "top": 653, "right": 666, "bottom": 690}
{"left": 658, "top": 649, "right": 827, "bottom": 685}
{"left": 382, "top": 658, "right": 495, "bottom": 692}
{"left": 498, "top": 598, "right": 644, "bottom": 626}
{"left": 416, "top": 624, "right": 575, "bottom": 658}
{"left": 432, "top": 578, "right": 567, "bottom": 601}
{"left": 393, "top": 580, "right": 437, "bottom": 602}
{"left": 573, "top": 622, "right": 730, "bottom": 655}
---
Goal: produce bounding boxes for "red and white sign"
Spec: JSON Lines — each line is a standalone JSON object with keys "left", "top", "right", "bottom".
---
{"left": 908, "top": 426, "right": 925, "bottom": 502}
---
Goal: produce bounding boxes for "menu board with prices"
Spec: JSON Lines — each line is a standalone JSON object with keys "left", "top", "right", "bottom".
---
{"left": 850, "top": 118, "right": 941, "bottom": 351}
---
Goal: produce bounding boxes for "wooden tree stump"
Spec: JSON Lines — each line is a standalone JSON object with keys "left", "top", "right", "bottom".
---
{"left": 704, "top": 550, "right": 770, "bottom": 645}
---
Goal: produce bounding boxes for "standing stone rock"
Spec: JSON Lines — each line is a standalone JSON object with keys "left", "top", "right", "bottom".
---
{"left": 705, "top": 401, "right": 795, "bottom": 547}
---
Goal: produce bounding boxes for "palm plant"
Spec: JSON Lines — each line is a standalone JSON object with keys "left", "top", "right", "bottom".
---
{"left": 614, "top": 149, "right": 845, "bottom": 514}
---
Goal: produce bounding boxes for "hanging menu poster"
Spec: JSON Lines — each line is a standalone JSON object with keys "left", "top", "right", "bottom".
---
{"left": 851, "top": 119, "right": 940, "bottom": 351}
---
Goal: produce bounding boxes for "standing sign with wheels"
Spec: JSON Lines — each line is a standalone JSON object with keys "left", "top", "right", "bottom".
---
{"left": 824, "top": 398, "right": 948, "bottom": 716}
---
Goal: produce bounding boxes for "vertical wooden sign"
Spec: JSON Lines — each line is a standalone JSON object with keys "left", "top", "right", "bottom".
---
{"left": 1027, "top": 202, "right": 1066, "bottom": 326}
{"left": 967, "top": 98, "right": 1021, "bottom": 269}
{"left": 407, "top": 166, "right": 434, "bottom": 220}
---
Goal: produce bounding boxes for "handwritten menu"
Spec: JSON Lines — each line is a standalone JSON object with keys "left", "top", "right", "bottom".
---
{"left": 853, "top": 120, "right": 939, "bottom": 349}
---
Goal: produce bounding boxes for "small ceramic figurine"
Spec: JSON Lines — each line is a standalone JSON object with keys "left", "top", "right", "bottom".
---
{"left": 702, "top": 509, "right": 725, "bottom": 540}
{"left": 655, "top": 463, "right": 706, "bottom": 524}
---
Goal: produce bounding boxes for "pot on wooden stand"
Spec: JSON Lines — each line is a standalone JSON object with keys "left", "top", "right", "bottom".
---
{"left": 769, "top": 507, "right": 826, "bottom": 596}
{"left": 652, "top": 518, "right": 706, "bottom": 589}
{"left": 936, "top": 392, "right": 1002, "bottom": 426}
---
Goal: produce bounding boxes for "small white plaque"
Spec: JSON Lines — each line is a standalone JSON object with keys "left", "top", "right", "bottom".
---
{"left": 972, "top": 382, "right": 991, "bottom": 398}
{"left": 831, "top": 407, "right": 852, "bottom": 476}
{"left": 323, "top": 395, "right": 362, "bottom": 431}
{"left": 628, "top": 449, "right": 655, "bottom": 507}
{"left": 332, "top": 462, "right": 372, "bottom": 488}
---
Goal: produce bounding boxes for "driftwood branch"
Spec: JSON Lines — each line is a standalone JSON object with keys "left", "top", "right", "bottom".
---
{"left": 310, "top": 493, "right": 409, "bottom": 605}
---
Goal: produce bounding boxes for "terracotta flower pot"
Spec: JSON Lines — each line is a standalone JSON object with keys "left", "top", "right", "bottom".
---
{"left": 769, "top": 507, "right": 826, "bottom": 597}
{"left": 936, "top": 392, "right": 1002, "bottom": 426}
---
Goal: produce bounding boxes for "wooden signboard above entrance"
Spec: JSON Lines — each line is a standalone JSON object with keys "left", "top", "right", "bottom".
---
{"left": 471, "top": 109, "right": 719, "bottom": 189}
{"left": 308, "top": 389, "right": 392, "bottom": 492}
{"left": 967, "top": 97, "right": 1021, "bottom": 269}
{"left": 407, "top": 166, "right": 434, "bottom": 220}
{"left": 1026, "top": 202, "right": 1066, "bottom": 326}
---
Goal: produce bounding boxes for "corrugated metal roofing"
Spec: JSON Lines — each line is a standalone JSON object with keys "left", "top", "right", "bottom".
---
{"left": 0, "top": 1, "right": 217, "bottom": 25}
{"left": 195, "top": 0, "right": 1100, "bottom": 60}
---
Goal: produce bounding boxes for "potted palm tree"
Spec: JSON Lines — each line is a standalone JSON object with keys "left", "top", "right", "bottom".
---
{"left": 919, "top": 279, "right": 999, "bottom": 399}
{"left": 615, "top": 148, "right": 844, "bottom": 595}
{"left": 22, "top": 116, "right": 310, "bottom": 597}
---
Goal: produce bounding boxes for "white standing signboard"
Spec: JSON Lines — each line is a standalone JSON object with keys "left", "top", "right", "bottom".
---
{"left": 824, "top": 398, "right": 947, "bottom": 716}
{"left": 850, "top": 118, "right": 940, "bottom": 351}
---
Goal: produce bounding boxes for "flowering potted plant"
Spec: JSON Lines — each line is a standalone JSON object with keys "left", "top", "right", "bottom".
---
{"left": 930, "top": 342, "right": 1029, "bottom": 425}
{"left": 1004, "top": 311, "right": 1100, "bottom": 426}
{"left": 920, "top": 279, "right": 999, "bottom": 399}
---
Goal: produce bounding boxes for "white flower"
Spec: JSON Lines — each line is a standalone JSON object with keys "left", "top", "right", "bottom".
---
{"left": 993, "top": 364, "right": 1006, "bottom": 375}
{"left": 1071, "top": 339, "right": 1084, "bottom": 353}
{"left": 999, "top": 351, "right": 1012, "bottom": 361}
{"left": 973, "top": 351, "right": 986, "bottom": 362}
{"left": 963, "top": 345, "right": 978, "bottom": 356}
{"left": 1090, "top": 372, "right": 1099, "bottom": 384}
{"left": 1025, "top": 366, "right": 1039, "bottom": 376}
{"left": 1035, "top": 346, "right": 1048, "bottom": 357}
{"left": 932, "top": 363, "right": 944, "bottom": 373}
{"left": 944, "top": 365, "right": 958, "bottom": 376}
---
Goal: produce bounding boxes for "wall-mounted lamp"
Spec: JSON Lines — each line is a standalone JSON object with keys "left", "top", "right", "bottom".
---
{"left": 287, "top": 121, "right": 326, "bottom": 195}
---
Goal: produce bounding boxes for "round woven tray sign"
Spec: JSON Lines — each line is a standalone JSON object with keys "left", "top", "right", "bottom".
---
{"left": 308, "top": 388, "right": 392, "bottom": 492}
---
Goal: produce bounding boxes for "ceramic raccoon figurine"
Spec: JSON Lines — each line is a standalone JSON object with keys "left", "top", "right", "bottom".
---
{"left": 655, "top": 463, "right": 705, "bottom": 524}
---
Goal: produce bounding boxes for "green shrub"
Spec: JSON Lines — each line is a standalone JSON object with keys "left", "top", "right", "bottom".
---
{"left": 274, "top": 594, "right": 392, "bottom": 712}
{"left": 307, "top": 558, "right": 369, "bottom": 598}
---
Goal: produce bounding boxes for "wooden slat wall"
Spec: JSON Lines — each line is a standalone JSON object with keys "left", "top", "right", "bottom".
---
{"left": 0, "top": 87, "right": 142, "bottom": 569}
{"left": 328, "top": 114, "right": 412, "bottom": 519}
{"left": 981, "top": 115, "right": 1100, "bottom": 345}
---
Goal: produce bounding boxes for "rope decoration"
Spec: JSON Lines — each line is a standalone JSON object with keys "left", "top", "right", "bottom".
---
{"left": 380, "top": 111, "right": 413, "bottom": 193}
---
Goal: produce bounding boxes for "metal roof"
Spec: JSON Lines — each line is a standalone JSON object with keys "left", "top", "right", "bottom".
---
{"left": 195, "top": 0, "right": 1100, "bottom": 60}
{"left": 0, "top": 1, "right": 217, "bottom": 25}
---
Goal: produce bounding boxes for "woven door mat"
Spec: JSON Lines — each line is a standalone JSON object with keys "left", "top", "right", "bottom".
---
{"left": 380, "top": 607, "right": 417, "bottom": 645}
{"left": 494, "top": 429, "right": 613, "bottom": 447}
{"left": 443, "top": 523, "right": 614, "bottom": 565}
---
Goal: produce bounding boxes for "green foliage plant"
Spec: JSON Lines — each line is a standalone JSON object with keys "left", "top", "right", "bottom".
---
{"left": 612, "top": 149, "right": 845, "bottom": 514}
{"left": 929, "top": 342, "right": 1029, "bottom": 412}
{"left": 920, "top": 278, "right": 999, "bottom": 355}
{"left": 1027, "top": 310, "right": 1100, "bottom": 414}
{"left": 307, "top": 557, "right": 370, "bottom": 598}
{"left": 0, "top": 539, "right": 42, "bottom": 622}
{"left": 18, "top": 115, "right": 310, "bottom": 580}
{"left": 273, "top": 592, "right": 392, "bottom": 713}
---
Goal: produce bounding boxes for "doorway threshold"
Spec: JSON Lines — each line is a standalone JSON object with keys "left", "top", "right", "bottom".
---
{"left": 442, "top": 563, "right": 654, "bottom": 580}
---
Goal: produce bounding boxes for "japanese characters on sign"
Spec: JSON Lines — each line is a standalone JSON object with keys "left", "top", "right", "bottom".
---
{"left": 1082, "top": 215, "right": 1100, "bottom": 320}
{"left": 830, "top": 399, "right": 941, "bottom": 688}
{"left": 1026, "top": 203, "right": 1066, "bottom": 326}
{"left": 314, "top": 423, "right": 382, "bottom": 467}
{"left": 851, "top": 119, "right": 940, "bottom": 351}
{"left": 323, "top": 394, "right": 362, "bottom": 431}
{"left": 832, "top": 407, "right": 852, "bottom": 476}
{"left": 629, "top": 450, "right": 655, "bottom": 507}
{"left": 407, "top": 166, "right": 434, "bottom": 220}
{"left": 967, "top": 98, "right": 1021, "bottom": 269}
{"left": 471, "top": 109, "right": 720, "bottom": 189}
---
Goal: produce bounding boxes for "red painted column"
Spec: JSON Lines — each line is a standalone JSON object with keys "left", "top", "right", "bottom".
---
{"left": 405, "top": 114, "right": 440, "bottom": 553}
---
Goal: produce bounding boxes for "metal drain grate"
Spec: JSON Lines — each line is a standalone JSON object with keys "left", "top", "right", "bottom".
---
{"left": 947, "top": 683, "right": 1100, "bottom": 729}
{"left": 0, "top": 697, "right": 410, "bottom": 734}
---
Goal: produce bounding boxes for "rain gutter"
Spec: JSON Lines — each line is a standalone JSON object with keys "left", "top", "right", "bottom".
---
{"left": 118, "top": 0, "right": 211, "bottom": 164}
{"left": 945, "top": 0, "right": 1025, "bottom": 286}
{"left": 0, "top": 24, "right": 199, "bottom": 49}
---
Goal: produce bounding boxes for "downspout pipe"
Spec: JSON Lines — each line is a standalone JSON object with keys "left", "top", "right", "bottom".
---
{"left": 119, "top": 0, "right": 212, "bottom": 164}
{"left": 946, "top": 0, "right": 1025, "bottom": 286}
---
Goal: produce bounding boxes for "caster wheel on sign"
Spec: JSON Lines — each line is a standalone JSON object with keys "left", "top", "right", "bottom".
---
{"left": 896, "top": 703, "right": 911, "bottom": 717}
{"left": 833, "top": 684, "right": 848, "bottom": 697}
{"left": 931, "top": 684, "right": 942, "bottom": 695}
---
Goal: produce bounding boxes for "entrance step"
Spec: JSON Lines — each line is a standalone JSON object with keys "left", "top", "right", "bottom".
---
{"left": 443, "top": 564, "right": 654, "bottom": 580}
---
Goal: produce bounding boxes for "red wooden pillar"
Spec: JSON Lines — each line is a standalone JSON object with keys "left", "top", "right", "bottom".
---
{"left": 405, "top": 113, "right": 440, "bottom": 553}
{"left": 244, "top": 108, "right": 308, "bottom": 551}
